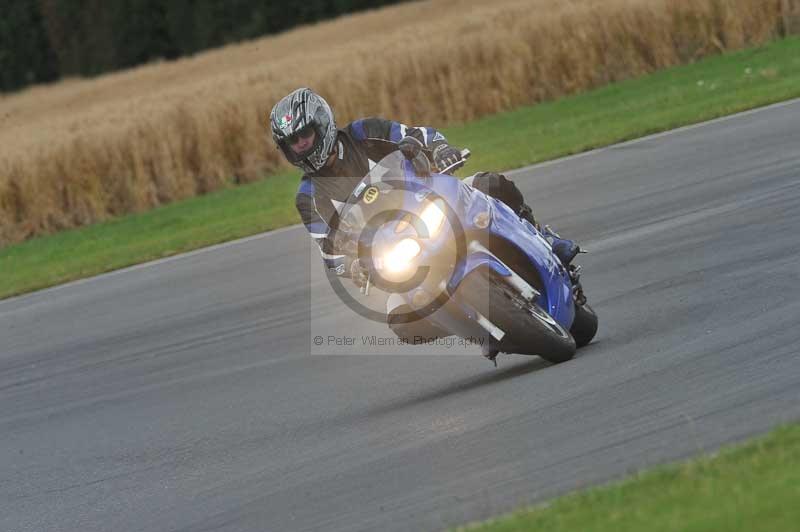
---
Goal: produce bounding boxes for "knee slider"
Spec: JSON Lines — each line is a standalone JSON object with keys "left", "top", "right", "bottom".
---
{"left": 473, "top": 172, "right": 524, "bottom": 211}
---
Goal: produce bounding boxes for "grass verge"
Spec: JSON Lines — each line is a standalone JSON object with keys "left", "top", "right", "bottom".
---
{"left": 454, "top": 423, "right": 800, "bottom": 532}
{"left": 3, "top": 37, "right": 800, "bottom": 299}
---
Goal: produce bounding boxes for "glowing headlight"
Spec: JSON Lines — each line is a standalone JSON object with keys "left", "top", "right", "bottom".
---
{"left": 394, "top": 214, "right": 411, "bottom": 234}
{"left": 420, "top": 199, "right": 446, "bottom": 236}
{"left": 384, "top": 238, "right": 421, "bottom": 273}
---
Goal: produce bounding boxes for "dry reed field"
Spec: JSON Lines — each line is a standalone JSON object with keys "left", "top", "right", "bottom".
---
{"left": 1, "top": 0, "right": 798, "bottom": 246}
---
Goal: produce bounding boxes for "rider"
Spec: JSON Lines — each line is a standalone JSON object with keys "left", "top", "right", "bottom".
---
{"left": 268, "top": 88, "right": 579, "bottom": 338}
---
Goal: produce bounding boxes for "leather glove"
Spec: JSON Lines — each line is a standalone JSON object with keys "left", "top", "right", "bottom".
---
{"left": 398, "top": 136, "right": 431, "bottom": 176}
{"left": 398, "top": 135, "right": 424, "bottom": 159}
{"left": 432, "top": 144, "right": 463, "bottom": 173}
{"left": 349, "top": 258, "right": 370, "bottom": 288}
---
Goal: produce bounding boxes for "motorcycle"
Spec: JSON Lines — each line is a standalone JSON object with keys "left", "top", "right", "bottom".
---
{"left": 330, "top": 140, "right": 597, "bottom": 364}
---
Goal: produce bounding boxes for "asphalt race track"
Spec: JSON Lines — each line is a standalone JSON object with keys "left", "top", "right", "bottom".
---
{"left": 2, "top": 100, "right": 800, "bottom": 532}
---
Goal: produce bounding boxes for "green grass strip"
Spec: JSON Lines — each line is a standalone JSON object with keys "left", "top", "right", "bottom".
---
{"left": 455, "top": 423, "right": 800, "bottom": 532}
{"left": 3, "top": 37, "right": 800, "bottom": 299}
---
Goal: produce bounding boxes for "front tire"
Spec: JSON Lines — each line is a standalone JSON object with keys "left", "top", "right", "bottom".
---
{"left": 457, "top": 268, "right": 576, "bottom": 363}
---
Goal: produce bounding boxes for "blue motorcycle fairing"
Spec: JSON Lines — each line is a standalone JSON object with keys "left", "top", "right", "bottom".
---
{"left": 482, "top": 193, "right": 575, "bottom": 328}
{"left": 452, "top": 251, "right": 512, "bottom": 287}
{"left": 343, "top": 152, "right": 577, "bottom": 335}
{"left": 391, "top": 169, "right": 576, "bottom": 331}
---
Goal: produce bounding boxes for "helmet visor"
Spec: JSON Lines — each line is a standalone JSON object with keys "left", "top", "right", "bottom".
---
{"left": 278, "top": 122, "right": 324, "bottom": 164}
{"left": 285, "top": 123, "right": 316, "bottom": 146}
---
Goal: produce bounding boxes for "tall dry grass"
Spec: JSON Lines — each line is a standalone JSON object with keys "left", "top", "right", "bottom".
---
{"left": 1, "top": 0, "right": 799, "bottom": 245}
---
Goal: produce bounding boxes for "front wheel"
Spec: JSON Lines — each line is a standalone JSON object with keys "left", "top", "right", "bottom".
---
{"left": 457, "top": 269, "right": 576, "bottom": 363}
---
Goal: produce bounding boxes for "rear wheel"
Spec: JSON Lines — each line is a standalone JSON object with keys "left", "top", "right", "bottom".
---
{"left": 570, "top": 303, "right": 598, "bottom": 348}
{"left": 457, "top": 268, "right": 576, "bottom": 363}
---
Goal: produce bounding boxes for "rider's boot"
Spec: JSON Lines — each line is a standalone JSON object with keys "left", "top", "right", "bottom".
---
{"left": 518, "top": 204, "right": 581, "bottom": 265}
{"left": 551, "top": 238, "right": 581, "bottom": 266}
{"left": 539, "top": 223, "right": 581, "bottom": 266}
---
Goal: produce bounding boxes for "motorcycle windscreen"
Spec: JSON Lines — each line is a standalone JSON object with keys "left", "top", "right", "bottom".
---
{"left": 332, "top": 151, "right": 417, "bottom": 255}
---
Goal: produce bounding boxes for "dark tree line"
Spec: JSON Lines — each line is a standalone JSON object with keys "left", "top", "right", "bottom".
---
{"left": 1, "top": 0, "right": 405, "bottom": 92}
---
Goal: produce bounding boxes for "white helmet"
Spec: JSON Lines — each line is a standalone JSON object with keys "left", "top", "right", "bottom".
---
{"left": 269, "top": 88, "right": 337, "bottom": 173}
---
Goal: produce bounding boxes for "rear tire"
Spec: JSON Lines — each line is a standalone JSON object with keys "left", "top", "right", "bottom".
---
{"left": 570, "top": 303, "right": 598, "bottom": 348}
{"left": 457, "top": 268, "right": 576, "bottom": 363}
